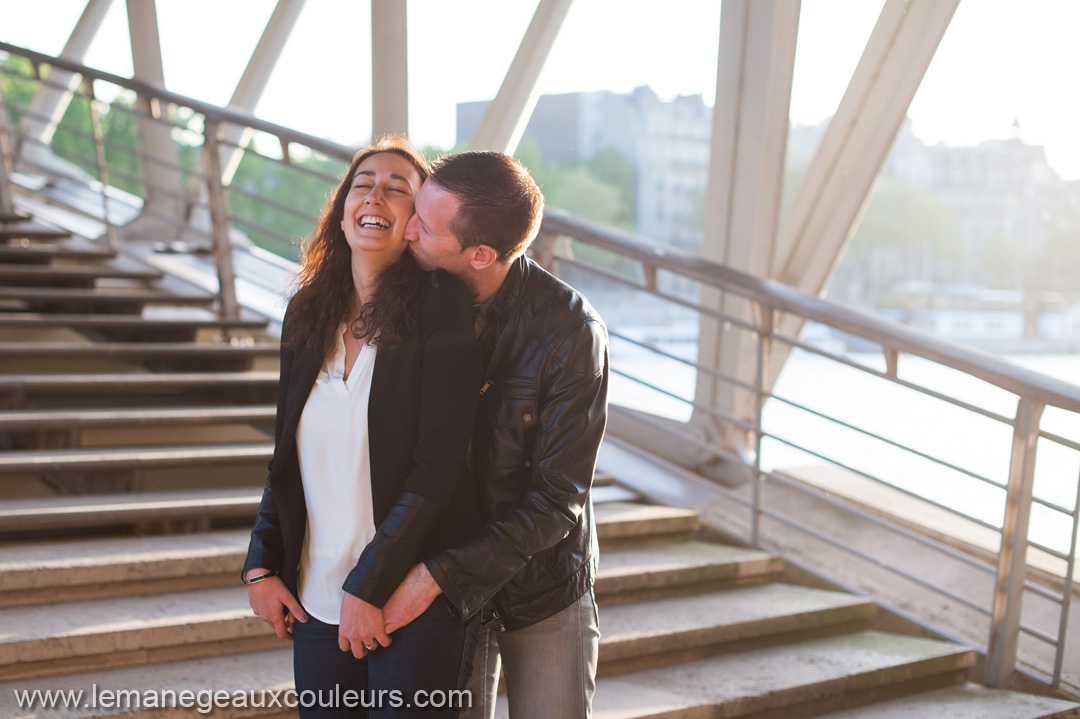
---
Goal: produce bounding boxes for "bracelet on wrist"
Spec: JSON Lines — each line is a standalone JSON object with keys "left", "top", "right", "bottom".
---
{"left": 243, "top": 570, "right": 278, "bottom": 586}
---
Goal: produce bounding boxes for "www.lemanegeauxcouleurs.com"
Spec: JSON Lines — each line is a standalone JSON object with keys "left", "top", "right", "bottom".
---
{"left": 12, "top": 684, "right": 472, "bottom": 713}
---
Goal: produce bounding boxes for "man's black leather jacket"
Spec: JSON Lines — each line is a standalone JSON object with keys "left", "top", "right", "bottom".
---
{"left": 425, "top": 255, "right": 609, "bottom": 631}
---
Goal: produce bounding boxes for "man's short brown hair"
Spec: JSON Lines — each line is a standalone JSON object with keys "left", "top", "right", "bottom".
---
{"left": 428, "top": 152, "right": 544, "bottom": 262}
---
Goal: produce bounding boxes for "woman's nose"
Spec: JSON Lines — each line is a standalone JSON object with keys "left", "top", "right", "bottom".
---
{"left": 365, "top": 185, "right": 385, "bottom": 204}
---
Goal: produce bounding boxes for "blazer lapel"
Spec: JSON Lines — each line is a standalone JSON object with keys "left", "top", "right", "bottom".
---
{"left": 271, "top": 347, "right": 323, "bottom": 483}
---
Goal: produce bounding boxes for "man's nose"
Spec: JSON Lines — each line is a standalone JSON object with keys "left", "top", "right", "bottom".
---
{"left": 404, "top": 214, "right": 418, "bottom": 241}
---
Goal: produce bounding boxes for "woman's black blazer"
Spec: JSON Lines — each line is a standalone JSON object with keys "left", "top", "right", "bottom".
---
{"left": 243, "top": 273, "right": 482, "bottom": 608}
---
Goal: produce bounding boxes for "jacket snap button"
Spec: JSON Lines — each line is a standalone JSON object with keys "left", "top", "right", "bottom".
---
{"left": 523, "top": 413, "right": 533, "bottom": 423}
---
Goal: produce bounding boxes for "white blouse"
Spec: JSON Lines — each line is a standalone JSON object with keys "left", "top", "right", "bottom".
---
{"left": 295, "top": 324, "right": 378, "bottom": 624}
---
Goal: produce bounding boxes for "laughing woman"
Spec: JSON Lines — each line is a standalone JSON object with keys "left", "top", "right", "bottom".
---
{"left": 242, "top": 136, "right": 481, "bottom": 717}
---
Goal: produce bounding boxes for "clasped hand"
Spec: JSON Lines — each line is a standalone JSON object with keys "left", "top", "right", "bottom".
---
{"left": 247, "top": 563, "right": 442, "bottom": 654}
{"left": 246, "top": 571, "right": 307, "bottom": 640}
{"left": 338, "top": 593, "right": 392, "bottom": 658}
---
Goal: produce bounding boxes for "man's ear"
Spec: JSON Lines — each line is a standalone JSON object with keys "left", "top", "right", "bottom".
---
{"left": 466, "top": 245, "right": 500, "bottom": 271}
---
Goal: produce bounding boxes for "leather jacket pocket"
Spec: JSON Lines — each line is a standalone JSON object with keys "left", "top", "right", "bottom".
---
{"left": 482, "top": 379, "right": 538, "bottom": 470}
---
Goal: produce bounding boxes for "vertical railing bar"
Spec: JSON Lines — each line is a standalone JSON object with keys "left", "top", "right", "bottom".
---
{"left": 751, "top": 304, "right": 773, "bottom": 547}
{"left": 884, "top": 347, "right": 899, "bottom": 379}
{"left": 0, "top": 79, "right": 21, "bottom": 221}
{"left": 534, "top": 230, "right": 558, "bottom": 275}
{"left": 82, "top": 78, "right": 118, "bottom": 253}
{"left": 986, "top": 397, "right": 1045, "bottom": 686}
{"left": 202, "top": 119, "right": 240, "bottom": 323}
{"left": 1051, "top": 466, "right": 1080, "bottom": 690}
{"left": 643, "top": 265, "right": 658, "bottom": 293}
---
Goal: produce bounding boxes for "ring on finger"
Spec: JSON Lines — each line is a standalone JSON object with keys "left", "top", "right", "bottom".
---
{"left": 364, "top": 642, "right": 377, "bottom": 651}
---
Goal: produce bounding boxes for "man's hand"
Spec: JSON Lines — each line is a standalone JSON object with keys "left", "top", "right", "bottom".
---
{"left": 383, "top": 563, "right": 442, "bottom": 633}
{"left": 246, "top": 569, "right": 307, "bottom": 640}
{"left": 339, "top": 593, "right": 392, "bottom": 659}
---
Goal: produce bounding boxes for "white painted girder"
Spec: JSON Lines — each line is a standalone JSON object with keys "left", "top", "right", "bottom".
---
{"left": 220, "top": 0, "right": 308, "bottom": 184}
{"left": 371, "top": 0, "right": 409, "bottom": 140}
{"left": 468, "top": 0, "right": 575, "bottom": 154}
{"left": 123, "top": 0, "right": 186, "bottom": 237}
{"left": 692, "top": 0, "right": 800, "bottom": 453}
{"left": 14, "top": 0, "right": 113, "bottom": 158}
{"left": 764, "top": 0, "right": 961, "bottom": 385}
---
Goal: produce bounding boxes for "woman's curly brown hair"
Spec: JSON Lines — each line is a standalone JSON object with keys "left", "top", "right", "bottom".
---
{"left": 284, "top": 136, "right": 431, "bottom": 358}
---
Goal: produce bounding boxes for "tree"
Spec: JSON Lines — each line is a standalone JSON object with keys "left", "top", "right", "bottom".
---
{"left": 586, "top": 147, "right": 636, "bottom": 229}
{"left": 227, "top": 145, "right": 347, "bottom": 260}
{"left": 834, "top": 177, "right": 962, "bottom": 304}
{"left": 0, "top": 55, "right": 36, "bottom": 128}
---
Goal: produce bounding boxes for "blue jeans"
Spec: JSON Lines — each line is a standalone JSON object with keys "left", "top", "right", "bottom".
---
{"left": 461, "top": 591, "right": 600, "bottom": 719}
{"left": 293, "top": 599, "right": 478, "bottom": 718}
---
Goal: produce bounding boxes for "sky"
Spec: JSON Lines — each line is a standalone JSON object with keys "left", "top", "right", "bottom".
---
{"left": 2, "top": 0, "right": 1079, "bottom": 180}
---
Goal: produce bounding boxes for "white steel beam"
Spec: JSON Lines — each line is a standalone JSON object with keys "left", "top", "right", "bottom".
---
{"left": 691, "top": 0, "right": 800, "bottom": 459}
{"left": 123, "top": 0, "right": 186, "bottom": 238}
{"left": 371, "top": 0, "right": 409, "bottom": 140}
{"left": 468, "top": 0, "right": 575, "bottom": 153}
{"left": 15, "top": 0, "right": 114, "bottom": 158}
{"left": 765, "top": 0, "right": 960, "bottom": 385}
{"left": 220, "top": 0, "right": 307, "bottom": 184}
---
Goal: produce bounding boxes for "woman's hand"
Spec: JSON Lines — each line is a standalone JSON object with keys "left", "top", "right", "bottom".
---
{"left": 246, "top": 568, "right": 308, "bottom": 640}
{"left": 339, "top": 593, "right": 392, "bottom": 659}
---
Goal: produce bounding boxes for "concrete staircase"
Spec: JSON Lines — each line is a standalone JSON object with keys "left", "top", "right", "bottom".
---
{"left": 0, "top": 215, "right": 276, "bottom": 537}
{"left": 2, "top": 497, "right": 1078, "bottom": 718}
{"left": 1, "top": 215, "right": 1078, "bottom": 718}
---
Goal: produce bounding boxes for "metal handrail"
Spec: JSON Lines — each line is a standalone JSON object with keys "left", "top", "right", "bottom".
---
{"left": 537, "top": 208, "right": 1080, "bottom": 692}
{"left": 0, "top": 41, "right": 356, "bottom": 162}
{"left": 0, "top": 41, "right": 353, "bottom": 321}
{"left": 542, "top": 208, "right": 1080, "bottom": 414}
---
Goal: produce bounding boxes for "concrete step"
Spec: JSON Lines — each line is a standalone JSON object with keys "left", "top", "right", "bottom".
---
{"left": 596, "top": 541, "right": 783, "bottom": 603}
{"left": 586, "top": 631, "right": 975, "bottom": 719}
{"left": 0, "top": 488, "right": 262, "bottom": 536}
{"left": 0, "top": 341, "right": 278, "bottom": 371}
{"left": 0, "top": 262, "right": 164, "bottom": 284}
{"left": 0, "top": 648, "right": 295, "bottom": 719}
{"left": 0, "top": 312, "right": 269, "bottom": 334}
{"left": 0, "top": 220, "right": 70, "bottom": 242}
{"left": 0, "top": 527, "right": 253, "bottom": 607}
{"left": 0, "top": 631, "right": 976, "bottom": 719}
{"left": 0, "top": 370, "right": 279, "bottom": 403}
{"left": 0, "top": 586, "right": 275, "bottom": 682}
{"left": 0, "top": 341, "right": 280, "bottom": 360}
{"left": 0, "top": 242, "right": 114, "bottom": 263}
{"left": 594, "top": 501, "right": 699, "bottom": 547}
{"left": 598, "top": 583, "right": 875, "bottom": 674}
{"left": 0, "top": 581, "right": 873, "bottom": 683}
{"left": 0, "top": 405, "right": 277, "bottom": 432}
{"left": 591, "top": 484, "right": 641, "bottom": 504}
{"left": 0, "top": 500, "right": 706, "bottom": 602}
{"left": 814, "top": 682, "right": 1079, "bottom": 718}
{"left": 0, "top": 441, "right": 273, "bottom": 475}
{"left": 0, "top": 286, "right": 215, "bottom": 310}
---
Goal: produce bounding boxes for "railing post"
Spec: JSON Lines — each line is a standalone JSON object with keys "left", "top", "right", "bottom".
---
{"left": 533, "top": 230, "right": 559, "bottom": 276}
{"left": 751, "top": 303, "right": 774, "bottom": 546}
{"left": 986, "top": 397, "right": 1044, "bottom": 686}
{"left": 83, "top": 78, "right": 118, "bottom": 253}
{"left": 202, "top": 120, "right": 240, "bottom": 322}
{"left": 1052, "top": 486, "right": 1080, "bottom": 690}
{"left": 0, "top": 83, "right": 21, "bottom": 221}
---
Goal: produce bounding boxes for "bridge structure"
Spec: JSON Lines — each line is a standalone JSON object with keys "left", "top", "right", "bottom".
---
{"left": 2, "top": 1, "right": 1080, "bottom": 717}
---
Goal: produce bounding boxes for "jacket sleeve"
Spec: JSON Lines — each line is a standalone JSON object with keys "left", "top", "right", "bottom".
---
{"left": 426, "top": 317, "right": 609, "bottom": 620}
{"left": 241, "top": 313, "right": 297, "bottom": 579}
{"left": 343, "top": 277, "right": 482, "bottom": 606}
